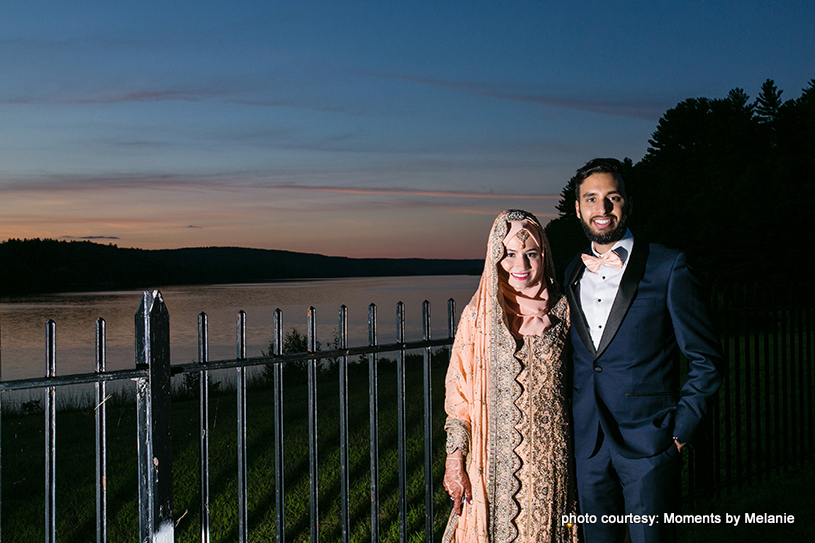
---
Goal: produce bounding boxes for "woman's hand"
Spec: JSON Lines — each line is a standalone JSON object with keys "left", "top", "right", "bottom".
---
{"left": 442, "top": 450, "right": 472, "bottom": 515}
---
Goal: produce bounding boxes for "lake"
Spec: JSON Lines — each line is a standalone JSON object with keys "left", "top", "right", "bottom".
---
{"left": 0, "top": 275, "right": 480, "bottom": 382}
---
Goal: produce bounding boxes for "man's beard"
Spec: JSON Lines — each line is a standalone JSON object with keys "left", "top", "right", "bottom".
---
{"left": 579, "top": 212, "right": 629, "bottom": 246}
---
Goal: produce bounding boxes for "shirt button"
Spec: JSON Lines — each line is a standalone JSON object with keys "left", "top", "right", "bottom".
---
{"left": 602, "top": 276, "right": 606, "bottom": 280}
{"left": 597, "top": 299, "right": 602, "bottom": 303}
{"left": 594, "top": 366, "right": 603, "bottom": 373}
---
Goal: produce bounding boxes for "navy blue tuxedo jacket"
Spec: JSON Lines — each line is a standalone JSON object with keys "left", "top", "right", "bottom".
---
{"left": 565, "top": 239, "right": 724, "bottom": 459}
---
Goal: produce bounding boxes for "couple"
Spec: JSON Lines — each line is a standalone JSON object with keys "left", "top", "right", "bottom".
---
{"left": 442, "top": 158, "right": 724, "bottom": 543}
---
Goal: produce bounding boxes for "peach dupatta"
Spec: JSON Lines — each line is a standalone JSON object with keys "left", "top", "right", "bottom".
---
{"left": 442, "top": 210, "right": 564, "bottom": 543}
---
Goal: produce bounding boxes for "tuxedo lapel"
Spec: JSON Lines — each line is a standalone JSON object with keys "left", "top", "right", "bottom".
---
{"left": 566, "top": 253, "right": 596, "bottom": 358}
{"left": 594, "top": 240, "right": 650, "bottom": 359}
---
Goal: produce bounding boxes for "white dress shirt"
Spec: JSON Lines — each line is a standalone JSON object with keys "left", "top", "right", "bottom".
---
{"left": 579, "top": 230, "right": 634, "bottom": 349}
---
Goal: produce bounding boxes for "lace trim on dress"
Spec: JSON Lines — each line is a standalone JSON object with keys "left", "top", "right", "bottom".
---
{"left": 489, "top": 294, "right": 575, "bottom": 543}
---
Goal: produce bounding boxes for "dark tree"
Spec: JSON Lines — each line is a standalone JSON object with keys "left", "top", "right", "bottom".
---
{"left": 754, "top": 78, "right": 784, "bottom": 123}
{"left": 799, "top": 78, "right": 815, "bottom": 103}
{"left": 632, "top": 90, "right": 762, "bottom": 277}
{"left": 545, "top": 173, "right": 585, "bottom": 276}
{"left": 727, "top": 88, "right": 752, "bottom": 110}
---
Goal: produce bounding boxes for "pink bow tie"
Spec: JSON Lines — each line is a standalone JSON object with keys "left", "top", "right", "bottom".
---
{"left": 581, "top": 251, "right": 623, "bottom": 273}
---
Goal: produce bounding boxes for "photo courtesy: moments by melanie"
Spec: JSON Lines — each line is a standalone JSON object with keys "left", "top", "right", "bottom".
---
{"left": 561, "top": 512, "right": 796, "bottom": 527}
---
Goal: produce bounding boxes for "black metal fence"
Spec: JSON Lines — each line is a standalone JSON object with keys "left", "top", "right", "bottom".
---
{"left": 683, "top": 284, "right": 815, "bottom": 506}
{"left": 0, "top": 285, "right": 813, "bottom": 542}
{"left": 0, "top": 290, "right": 456, "bottom": 543}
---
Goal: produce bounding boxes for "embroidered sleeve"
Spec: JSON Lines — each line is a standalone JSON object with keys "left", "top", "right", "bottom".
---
{"left": 444, "top": 418, "right": 471, "bottom": 455}
{"left": 444, "top": 306, "right": 476, "bottom": 455}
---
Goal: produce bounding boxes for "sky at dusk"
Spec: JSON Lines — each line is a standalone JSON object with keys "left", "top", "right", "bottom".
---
{"left": 1, "top": 1, "right": 813, "bottom": 259}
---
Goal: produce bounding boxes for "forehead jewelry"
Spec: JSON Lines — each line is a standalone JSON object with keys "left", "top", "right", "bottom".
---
{"left": 515, "top": 229, "right": 530, "bottom": 244}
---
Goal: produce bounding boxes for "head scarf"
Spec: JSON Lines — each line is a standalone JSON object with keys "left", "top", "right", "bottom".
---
{"left": 498, "top": 218, "right": 553, "bottom": 337}
{"left": 472, "top": 210, "right": 559, "bottom": 336}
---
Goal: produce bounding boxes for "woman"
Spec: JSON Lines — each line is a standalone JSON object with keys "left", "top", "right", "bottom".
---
{"left": 442, "top": 210, "right": 577, "bottom": 543}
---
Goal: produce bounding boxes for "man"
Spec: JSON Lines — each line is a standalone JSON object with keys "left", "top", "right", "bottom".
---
{"left": 564, "top": 158, "right": 724, "bottom": 543}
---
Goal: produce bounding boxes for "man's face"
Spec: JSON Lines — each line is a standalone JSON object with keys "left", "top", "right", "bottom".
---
{"left": 574, "top": 172, "right": 628, "bottom": 249}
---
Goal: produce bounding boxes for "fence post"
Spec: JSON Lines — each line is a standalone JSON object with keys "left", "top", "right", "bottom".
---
{"left": 96, "top": 318, "right": 108, "bottom": 543}
{"left": 338, "top": 305, "right": 350, "bottom": 543}
{"left": 198, "top": 312, "right": 211, "bottom": 543}
{"left": 135, "top": 290, "right": 174, "bottom": 542}
{"left": 272, "top": 308, "right": 286, "bottom": 543}
{"left": 236, "top": 310, "right": 249, "bottom": 543}
{"left": 396, "top": 302, "right": 408, "bottom": 543}
{"left": 0, "top": 324, "right": 2, "bottom": 543}
{"left": 45, "top": 320, "right": 56, "bottom": 543}
{"left": 422, "top": 301, "right": 434, "bottom": 542}
{"left": 368, "top": 303, "right": 380, "bottom": 543}
{"left": 307, "top": 307, "right": 320, "bottom": 543}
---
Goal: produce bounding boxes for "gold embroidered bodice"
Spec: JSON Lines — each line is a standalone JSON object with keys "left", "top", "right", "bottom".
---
{"left": 486, "top": 295, "right": 574, "bottom": 542}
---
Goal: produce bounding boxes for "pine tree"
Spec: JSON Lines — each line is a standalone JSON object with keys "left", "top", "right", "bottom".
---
{"left": 726, "top": 87, "right": 752, "bottom": 111}
{"left": 754, "top": 78, "right": 783, "bottom": 122}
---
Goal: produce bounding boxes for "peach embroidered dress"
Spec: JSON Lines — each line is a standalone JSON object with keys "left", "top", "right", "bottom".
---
{"left": 443, "top": 210, "right": 577, "bottom": 543}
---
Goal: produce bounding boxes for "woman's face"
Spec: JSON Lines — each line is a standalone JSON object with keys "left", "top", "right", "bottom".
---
{"left": 500, "top": 233, "right": 543, "bottom": 291}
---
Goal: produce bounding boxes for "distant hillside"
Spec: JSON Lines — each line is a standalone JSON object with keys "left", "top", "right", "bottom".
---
{"left": 0, "top": 239, "right": 483, "bottom": 296}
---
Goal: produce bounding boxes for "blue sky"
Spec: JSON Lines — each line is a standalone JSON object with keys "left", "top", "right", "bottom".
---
{"left": 1, "top": 1, "right": 812, "bottom": 258}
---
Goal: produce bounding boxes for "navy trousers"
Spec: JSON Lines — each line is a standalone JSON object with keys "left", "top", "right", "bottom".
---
{"left": 575, "top": 430, "right": 681, "bottom": 543}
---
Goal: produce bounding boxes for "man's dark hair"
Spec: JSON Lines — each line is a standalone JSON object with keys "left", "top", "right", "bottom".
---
{"left": 572, "top": 158, "right": 628, "bottom": 202}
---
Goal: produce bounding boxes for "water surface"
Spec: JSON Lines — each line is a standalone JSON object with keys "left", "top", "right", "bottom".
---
{"left": 0, "top": 275, "right": 480, "bottom": 381}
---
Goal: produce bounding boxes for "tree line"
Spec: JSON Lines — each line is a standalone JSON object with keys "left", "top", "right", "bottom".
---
{"left": 546, "top": 78, "right": 815, "bottom": 284}
{"left": 0, "top": 240, "right": 482, "bottom": 296}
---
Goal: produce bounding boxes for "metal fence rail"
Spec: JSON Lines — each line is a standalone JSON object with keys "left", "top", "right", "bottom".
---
{"left": 0, "top": 286, "right": 813, "bottom": 541}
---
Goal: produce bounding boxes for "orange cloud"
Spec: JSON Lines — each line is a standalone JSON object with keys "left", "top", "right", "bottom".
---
{"left": 265, "top": 184, "right": 560, "bottom": 200}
